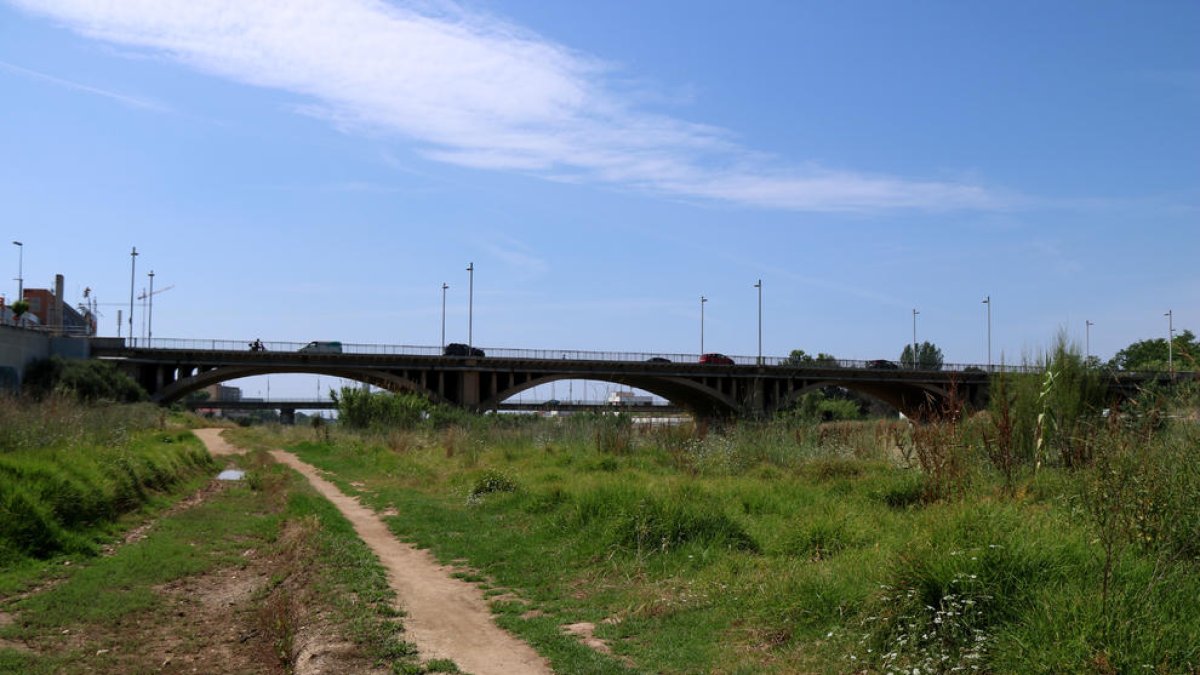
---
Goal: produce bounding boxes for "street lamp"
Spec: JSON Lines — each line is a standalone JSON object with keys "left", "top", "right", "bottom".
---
{"left": 147, "top": 270, "right": 155, "bottom": 345}
{"left": 440, "top": 282, "right": 449, "bottom": 351}
{"left": 700, "top": 295, "right": 707, "bottom": 354}
{"left": 1085, "top": 320, "right": 1093, "bottom": 363}
{"left": 1166, "top": 310, "right": 1174, "bottom": 374}
{"left": 11, "top": 241, "right": 22, "bottom": 302}
{"left": 982, "top": 295, "right": 992, "bottom": 371}
{"left": 910, "top": 308, "right": 920, "bottom": 368}
{"left": 128, "top": 247, "right": 138, "bottom": 346}
{"left": 466, "top": 262, "right": 474, "bottom": 351}
{"left": 754, "top": 280, "right": 762, "bottom": 365}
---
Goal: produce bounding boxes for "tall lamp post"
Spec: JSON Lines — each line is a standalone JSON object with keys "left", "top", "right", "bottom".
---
{"left": 754, "top": 280, "right": 762, "bottom": 365}
{"left": 912, "top": 308, "right": 920, "bottom": 369}
{"left": 440, "top": 282, "right": 449, "bottom": 351}
{"left": 982, "top": 295, "right": 992, "bottom": 371}
{"left": 1166, "top": 309, "right": 1174, "bottom": 374}
{"left": 466, "top": 262, "right": 474, "bottom": 351}
{"left": 147, "top": 270, "right": 155, "bottom": 345}
{"left": 700, "top": 295, "right": 707, "bottom": 354}
{"left": 128, "top": 247, "right": 138, "bottom": 346}
{"left": 11, "top": 241, "right": 22, "bottom": 302}
{"left": 1085, "top": 320, "right": 1093, "bottom": 363}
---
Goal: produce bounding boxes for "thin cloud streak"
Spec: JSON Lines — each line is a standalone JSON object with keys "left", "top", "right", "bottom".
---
{"left": 10, "top": 0, "right": 999, "bottom": 212}
{"left": 0, "top": 58, "right": 169, "bottom": 111}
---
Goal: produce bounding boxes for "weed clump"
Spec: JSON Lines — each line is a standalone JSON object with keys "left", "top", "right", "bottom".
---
{"left": 570, "top": 485, "right": 758, "bottom": 555}
{"left": 467, "top": 469, "right": 518, "bottom": 504}
{"left": 782, "top": 515, "right": 863, "bottom": 560}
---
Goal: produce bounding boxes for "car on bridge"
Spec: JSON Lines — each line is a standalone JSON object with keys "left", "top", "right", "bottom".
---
{"left": 299, "top": 341, "right": 343, "bottom": 354}
{"left": 444, "top": 343, "right": 485, "bottom": 357}
{"left": 700, "top": 353, "right": 735, "bottom": 365}
{"left": 866, "top": 359, "right": 898, "bottom": 369}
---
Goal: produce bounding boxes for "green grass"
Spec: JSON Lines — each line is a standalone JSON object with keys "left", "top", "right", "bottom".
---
{"left": 0, "top": 440, "right": 434, "bottom": 674}
{"left": 269, "top": 415, "right": 1199, "bottom": 673}
{"left": 0, "top": 416, "right": 216, "bottom": 576}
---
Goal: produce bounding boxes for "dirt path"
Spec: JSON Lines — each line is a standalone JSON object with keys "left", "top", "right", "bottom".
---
{"left": 194, "top": 429, "right": 552, "bottom": 675}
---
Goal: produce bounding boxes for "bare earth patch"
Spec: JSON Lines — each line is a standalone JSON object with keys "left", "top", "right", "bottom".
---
{"left": 561, "top": 619, "right": 633, "bottom": 666}
{"left": 2, "top": 431, "right": 386, "bottom": 674}
{"left": 256, "top": 441, "right": 552, "bottom": 675}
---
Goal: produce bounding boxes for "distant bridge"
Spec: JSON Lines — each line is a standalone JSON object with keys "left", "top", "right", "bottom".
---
{"left": 93, "top": 338, "right": 1183, "bottom": 419}
{"left": 187, "top": 398, "right": 685, "bottom": 423}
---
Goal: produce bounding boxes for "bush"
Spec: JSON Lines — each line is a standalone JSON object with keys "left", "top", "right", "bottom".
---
{"left": 22, "top": 356, "right": 146, "bottom": 403}
{"left": 334, "top": 388, "right": 474, "bottom": 431}
{"left": 468, "top": 469, "right": 518, "bottom": 502}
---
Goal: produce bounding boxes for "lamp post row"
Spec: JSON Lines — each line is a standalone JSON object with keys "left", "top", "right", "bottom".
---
{"left": 5, "top": 247, "right": 1178, "bottom": 368}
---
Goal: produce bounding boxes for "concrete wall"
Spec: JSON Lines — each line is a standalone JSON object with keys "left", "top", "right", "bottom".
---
{"left": 0, "top": 325, "right": 51, "bottom": 392}
{"left": 0, "top": 327, "right": 92, "bottom": 392}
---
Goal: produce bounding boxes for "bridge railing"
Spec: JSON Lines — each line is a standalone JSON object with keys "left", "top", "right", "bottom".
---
{"left": 126, "top": 337, "right": 1062, "bottom": 373}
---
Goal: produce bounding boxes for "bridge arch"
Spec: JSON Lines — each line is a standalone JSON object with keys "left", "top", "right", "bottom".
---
{"left": 154, "top": 365, "right": 441, "bottom": 405}
{"left": 775, "top": 379, "right": 951, "bottom": 419}
{"left": 482, "top": 373, "right": 739, "bottom": 417}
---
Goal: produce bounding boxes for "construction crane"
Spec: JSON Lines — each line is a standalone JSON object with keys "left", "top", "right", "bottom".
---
{"left": 137, "top": 284, "right": 174, "bottom": 341}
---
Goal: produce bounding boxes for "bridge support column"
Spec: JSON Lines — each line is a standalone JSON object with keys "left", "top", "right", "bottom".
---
{"left": 460, "top": 371, "right": 481, "bottom": 410}
{"left": 280, "top": 407, "right": 296, "bottom": 425}
{"left": 741, "top": 378, "right": 768, "bottom": 418}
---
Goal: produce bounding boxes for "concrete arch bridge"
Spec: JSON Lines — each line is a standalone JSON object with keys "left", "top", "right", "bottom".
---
{"left": 91, "top": 338, "right": 1014, "bottom": 419}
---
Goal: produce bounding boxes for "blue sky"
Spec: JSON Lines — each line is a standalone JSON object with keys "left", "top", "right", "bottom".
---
{"left": 2, "top": 1, "right": 1197, "bottom": 399}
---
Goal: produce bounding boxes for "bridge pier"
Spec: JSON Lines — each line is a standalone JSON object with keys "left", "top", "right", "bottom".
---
{"left": 279, "top": 407, "right": 296, "bottom": 425}
{"left": 459, "top": 370, "right": 481, "bottom": 410}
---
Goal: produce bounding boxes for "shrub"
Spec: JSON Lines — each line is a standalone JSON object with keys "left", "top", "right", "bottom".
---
{"left": 22, "top": 356, "right": 147, "bottom": 403}
{"left": 468, "top": 469, "right": 518, "bottom": 503}
{"left": 334, "top": 388, "right": 474, "bottom": 431}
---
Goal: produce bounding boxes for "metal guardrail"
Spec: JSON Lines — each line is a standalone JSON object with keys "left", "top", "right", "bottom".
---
{"left": 115, "top": 337, "right": 1064, "bottom": 373}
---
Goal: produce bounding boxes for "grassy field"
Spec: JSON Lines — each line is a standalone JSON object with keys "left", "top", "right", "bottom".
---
{"left": 0, "top": 400, "right": 438, "bottom": 674}
{"left": 230, "top": 400, "right": 1200, "bottom": 674}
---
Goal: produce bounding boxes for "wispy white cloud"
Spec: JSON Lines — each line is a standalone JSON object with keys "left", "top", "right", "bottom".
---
{"left": 8, "top": 0, "right": 1000, "bottom": 212}
{"left": 480, "top": 236, "right": 549, "bottom": 276}
{"left": 0, "top": 58, "right": 169, "bottom": 111}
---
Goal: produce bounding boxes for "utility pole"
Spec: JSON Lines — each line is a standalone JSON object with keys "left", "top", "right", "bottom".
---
{"left": 128, "top": 247, "right": 138, "bottom": 346}
{"left": 912, "top": 308, "right": 920, "bottom": 369}
{"left": 982, "top": 295, "right": 992, "bottom": 371}
{"left": 754, "top": 280, "right": 762, "bottom": 365}
{"left": 1166, "top": 309, "right": 1174, "bottom": 374}
{"left": 700, "top": 295, "right": 707, "bottom": 354}
{"left": 440, "top": 282, "right": 449, "bottom": 352}
{"left": 466, "top": 262, "right": 474, "bottom": 351}
{"left": 147, "top": 270, "right": 155, "bottom": 344}
{"left": 12, "top": 241, "right": 22, "bottom": 302}
{"left": 1085, "top": 320, "right": 1093, "bottom": 363}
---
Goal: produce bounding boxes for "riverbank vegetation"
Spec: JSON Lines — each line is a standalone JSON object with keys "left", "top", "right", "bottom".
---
{"left": 0, "top": 399, "right": 211, "bottom": 569}
{"left": 231, "top": 339, "right": 1200, "bottom": 673}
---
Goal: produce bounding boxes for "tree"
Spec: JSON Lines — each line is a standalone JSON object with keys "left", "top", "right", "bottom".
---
{"left": 786, "top": 349, "right": 839, "bottom": 367}
{"left": 11, "top": 299, "right": 29, "bottom": 325}
{"left": 900, "top": 341, "right": 944, "bottom": 370}
{"left": 1109, "top": 330, "right": 1197, "bottom": 371}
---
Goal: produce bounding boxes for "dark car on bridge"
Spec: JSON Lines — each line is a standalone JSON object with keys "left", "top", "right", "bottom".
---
{"left": 646, "top": 357, "right": 671, "bottom": 363}
{"left": 866, "top": 359, "right": 899, "bottom": 369}
{"left": 700, "top": 353, "right": 735, "bottom": 365}
{"left": 443, "top": 343, "right": 485, "bottom": 357}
